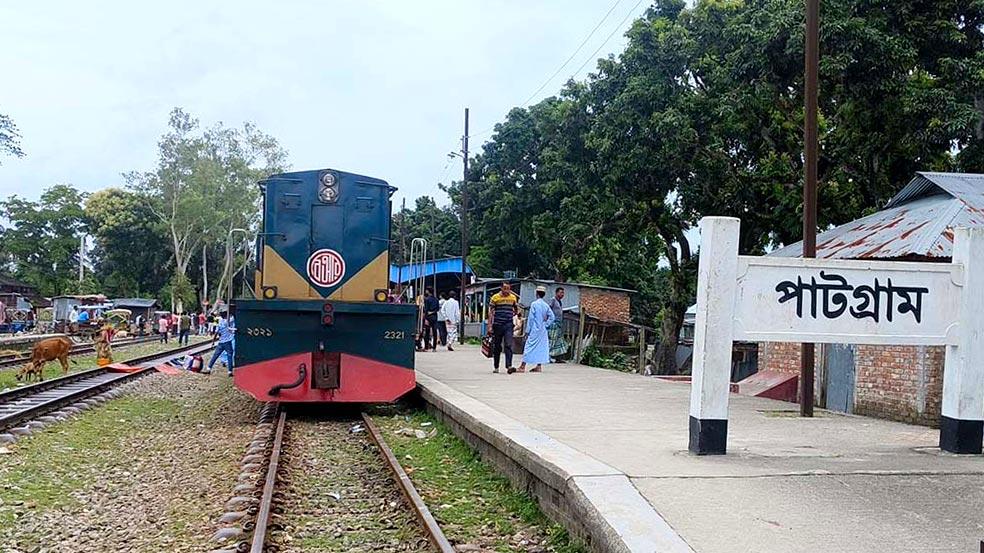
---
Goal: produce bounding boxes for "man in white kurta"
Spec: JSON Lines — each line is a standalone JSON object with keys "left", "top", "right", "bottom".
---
{"left": 518, "top": 286, "right": 555, "bottom": 373}
{"left": 441, "top": 293, "right": 461, "bottom": 351}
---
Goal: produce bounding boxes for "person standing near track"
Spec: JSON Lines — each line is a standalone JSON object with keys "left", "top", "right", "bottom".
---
{"left": 516, "top": 285, "right": 554, "bottom": 373}
{"left": 158, "top": 313, "right": 170, "bottom": 343}
{"left": 197, "top": 311, "right": 207, "bottom": 335}
{"left": 178, "top": 312, "right": 191, "bottom": 345}
{"left": 206, "top": 313, "right": 236, "bottom": 376}
{"left": 487, "top": 282, "right": 518, "bottom": 373}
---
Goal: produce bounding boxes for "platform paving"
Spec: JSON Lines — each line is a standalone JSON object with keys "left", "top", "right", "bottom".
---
{"left": 416, "top": 346, "right": 984, "bottom": 553}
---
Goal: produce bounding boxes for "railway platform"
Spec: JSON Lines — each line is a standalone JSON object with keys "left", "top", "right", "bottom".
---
{"left": 415, "top": 346, "right": 984, "bottom": 553}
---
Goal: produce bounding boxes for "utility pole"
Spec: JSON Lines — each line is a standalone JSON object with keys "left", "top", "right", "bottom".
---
{"left": 397, "top": 198, "right": 406, "bottom": 299}
{"left": 459, "top": 108, "right": 469, "bottom": 344}
{"left": 800, "top": 0, "right": 819, "bottom": 418}
{"left": 78, "top": 235, "right": 85, "bottom": 285}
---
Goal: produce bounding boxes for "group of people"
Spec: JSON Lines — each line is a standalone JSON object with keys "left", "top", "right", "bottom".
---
{"left": 487, "top": 283, "right": 566, "bottom": 374}
{"left": 419, "top": 288, "right": 461, "bottom": 351}
{"left": 154, "top": 311, "right": 210, "bottom": 345}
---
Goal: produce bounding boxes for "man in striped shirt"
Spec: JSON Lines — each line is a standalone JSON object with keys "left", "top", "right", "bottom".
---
{"left": 487, "top": 282, "right": 519, "bottom": 374}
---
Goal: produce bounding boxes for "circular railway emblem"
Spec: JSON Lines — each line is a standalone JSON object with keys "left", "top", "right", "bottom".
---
{"left": 306, "top": 249, "right": 346, "bottom": 288}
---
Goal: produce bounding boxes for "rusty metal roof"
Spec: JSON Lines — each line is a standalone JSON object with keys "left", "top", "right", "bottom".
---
{"left": 770, "top": 172, "right": 984, "bottom": 260}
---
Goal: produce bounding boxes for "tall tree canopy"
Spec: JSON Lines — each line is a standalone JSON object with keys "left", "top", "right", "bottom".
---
{"left": 452, "top": 0, "right": 984, "bottom": 374}
{"left": 125, "top": 108, "right": 288, "bottom": 310}
{"left": 0, "top": 185, "right": 87, "bottom": 296}
{"left": 84, "top": 188, "right": 171, "bottom": 298}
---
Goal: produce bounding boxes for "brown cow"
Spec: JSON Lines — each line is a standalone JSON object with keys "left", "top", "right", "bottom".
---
{"left": 17, "top": 337, "right": 77, "bottom": 382}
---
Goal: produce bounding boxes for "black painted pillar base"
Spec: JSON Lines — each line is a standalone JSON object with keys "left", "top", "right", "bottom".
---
{"left": 689, "top": 416, "right": 728, "bottom": 455}
{"left": 939, "top": 416, "right": 983, "bottom": 454}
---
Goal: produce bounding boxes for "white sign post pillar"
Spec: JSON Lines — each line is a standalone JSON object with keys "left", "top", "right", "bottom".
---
{"left": 940, "top": 227, "right": 984, "bottom": 454}
{"left": 689, "top": 217, "right": 740, "bottom": 455}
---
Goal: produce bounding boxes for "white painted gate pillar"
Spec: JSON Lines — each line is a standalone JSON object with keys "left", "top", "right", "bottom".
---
{"left": 940, "top": 227, "right": 984, "bottom": 454}
{"left": 689, "top": 217, "right": 740, "bottom": 455}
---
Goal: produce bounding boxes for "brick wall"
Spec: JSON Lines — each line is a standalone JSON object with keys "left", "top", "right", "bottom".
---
{"left": 757, "top": 341, "right": 945, "bottom": 427}
{"left": 854, "top": 345, "right": 944, "bottom": 427}
{"left": 579, "top": 288, "right": 631, "bottom": 323}
{"left": 758, "top": 342, "right": 804, "bottom": 374}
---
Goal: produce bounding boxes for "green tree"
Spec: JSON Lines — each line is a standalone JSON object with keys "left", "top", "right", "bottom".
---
{"left": 85, "top": 188, "right": 171, "bottom": 298}
{"left": 0, "top": 185, "right": 87, "bottom": 296}
{"left": 127, "top": 108, "right": 288, "bottom": 310}
{"left": 390, "top": 196, "right": 461, "bottom": 265}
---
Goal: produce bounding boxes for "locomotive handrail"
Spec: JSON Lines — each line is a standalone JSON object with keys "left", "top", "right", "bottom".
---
{"left": 268, "top": 362, "right": 306, "bottom": 396}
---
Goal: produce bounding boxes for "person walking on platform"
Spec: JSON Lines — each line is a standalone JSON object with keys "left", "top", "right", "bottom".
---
{"left": 178, "top": 312, "right": 191, "bottom": 345}
{"left": 422, "top": 288, "right": 440, "bottom": 351}
{"left": 517, "top": 285, "right": 555, "bottom": 373}
{"left": 206, "top": 313, "right": 236, "bottom": 376}
{"left": 487, "top": 282, "right": 518, "bottom": 373}
{"left": 436, "top": 293, "right": 449, "bottom": 347}
{"left": 441, "top": 290, "right": 460, "bottom": 351}
{"left": 548, "top": 287, "right": 568, "bottom": 362}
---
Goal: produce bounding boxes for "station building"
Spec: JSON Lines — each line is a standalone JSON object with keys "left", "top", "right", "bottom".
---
{"left": 759, "top": 172, "right": 984, "bottom": 426}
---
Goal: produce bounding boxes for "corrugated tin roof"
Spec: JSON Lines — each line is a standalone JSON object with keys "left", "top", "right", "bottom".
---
{"left": 111, "top": 298, "right": 159, "bottom": 308}
{"left": 390, "top": 257, "right": 474, "bottom": 283}
{"left": 770, "top": 172, "right": 984, "bottom": 260}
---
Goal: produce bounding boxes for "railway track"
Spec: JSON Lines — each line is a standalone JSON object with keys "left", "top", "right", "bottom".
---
{"left": 217, "top": 405, "right": 455, "bottom": 553}
{"left": 0, "top": 335, "right": 161, "bottom": 369}
{"left": 0, "top": 341, "right": 213, "bottom": 432}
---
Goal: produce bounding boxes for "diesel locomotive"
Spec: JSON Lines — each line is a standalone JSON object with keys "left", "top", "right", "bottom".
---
{"left": 233, "top": 168, "right": 418, "bottom": 402}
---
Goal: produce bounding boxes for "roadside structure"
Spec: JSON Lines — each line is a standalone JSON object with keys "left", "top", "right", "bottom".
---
{"left": 463, "top": 278, "right": 634, "bottom": 337}
{"left": 753, "top": 172, "right": 984, "bottom": 426}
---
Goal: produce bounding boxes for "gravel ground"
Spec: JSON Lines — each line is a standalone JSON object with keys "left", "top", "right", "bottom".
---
{"left": 0, "top": 369, "right": 258, "bottom": 552}
{"left": 274, "top": 414, "right": 434, "bottom": 552}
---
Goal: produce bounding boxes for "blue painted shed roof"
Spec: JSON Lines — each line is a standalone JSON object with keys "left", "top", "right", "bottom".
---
{"left": 390, "top": 257, "right": 474, "bottom": 283}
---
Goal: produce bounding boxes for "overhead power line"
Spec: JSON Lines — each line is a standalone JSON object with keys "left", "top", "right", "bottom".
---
{"left": 518, "top": 0, "right": 625, "bottom": 107}
{"left": 467, "top": 0, "right": 647, "bottom": 142}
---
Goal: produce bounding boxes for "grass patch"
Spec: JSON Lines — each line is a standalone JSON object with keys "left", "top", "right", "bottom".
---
{"left": 374, "top": 409, "right": 585, "bottom": 553}
{"left": 0, "top": 396, "right": 181, "bottom": 529}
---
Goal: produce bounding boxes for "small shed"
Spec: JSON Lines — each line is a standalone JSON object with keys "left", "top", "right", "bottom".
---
{"left": 463, "top": 278, "right": 634, "bottom": 338}
{"left": 760, "top": 172, "right": 984, "bottom": 425}
{"left": 111, "top": 298, "right": 159, "bottom": 322}
{"left": 0, "top": 275, "right": 38, "bottom": 298}
{"left": 51, "top": 294, "right": 109, "bottom": 322}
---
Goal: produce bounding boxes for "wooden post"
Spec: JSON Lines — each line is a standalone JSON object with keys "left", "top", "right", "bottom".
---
{"left": 638, "top": 326, "right": 647, "bottom": 373}
{"left": 576, "top": 305, "right": 587, "bottom": 362}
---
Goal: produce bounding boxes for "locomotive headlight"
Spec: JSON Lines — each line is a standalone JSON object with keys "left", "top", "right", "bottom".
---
{"left": 319, "top": 171, "right": 339, "bottom": 203}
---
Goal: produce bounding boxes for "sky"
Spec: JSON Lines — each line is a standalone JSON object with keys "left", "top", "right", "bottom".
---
{"left": 0, "top": 0, "right": 649, "bottom": 209}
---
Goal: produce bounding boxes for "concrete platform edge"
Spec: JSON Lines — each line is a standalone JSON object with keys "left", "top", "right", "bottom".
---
{"left": 417, "top": 374, "right": 695, "bottom": 553}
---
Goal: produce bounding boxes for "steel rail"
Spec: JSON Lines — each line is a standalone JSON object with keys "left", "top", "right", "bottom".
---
{"left": 0, "top": 341, "right": 214, "bottom": 431}
{"left": 250, "top": 407, "right": 286, "bottom": 553}
{"left": 361, "top": 412, "right": 456, "bottom": 553}
{"left": 0, "top": 340, "right": 209, "bottom": 403}
{"left": 0, "top": 335, "right": 160, "bottom": 369}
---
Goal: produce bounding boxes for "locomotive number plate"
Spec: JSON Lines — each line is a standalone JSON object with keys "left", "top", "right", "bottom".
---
{"left": 245, "top": 327, "right": 273, "bottom": 337}
{"left": 383, "top": 331, "right": 406, "bottom": 340}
